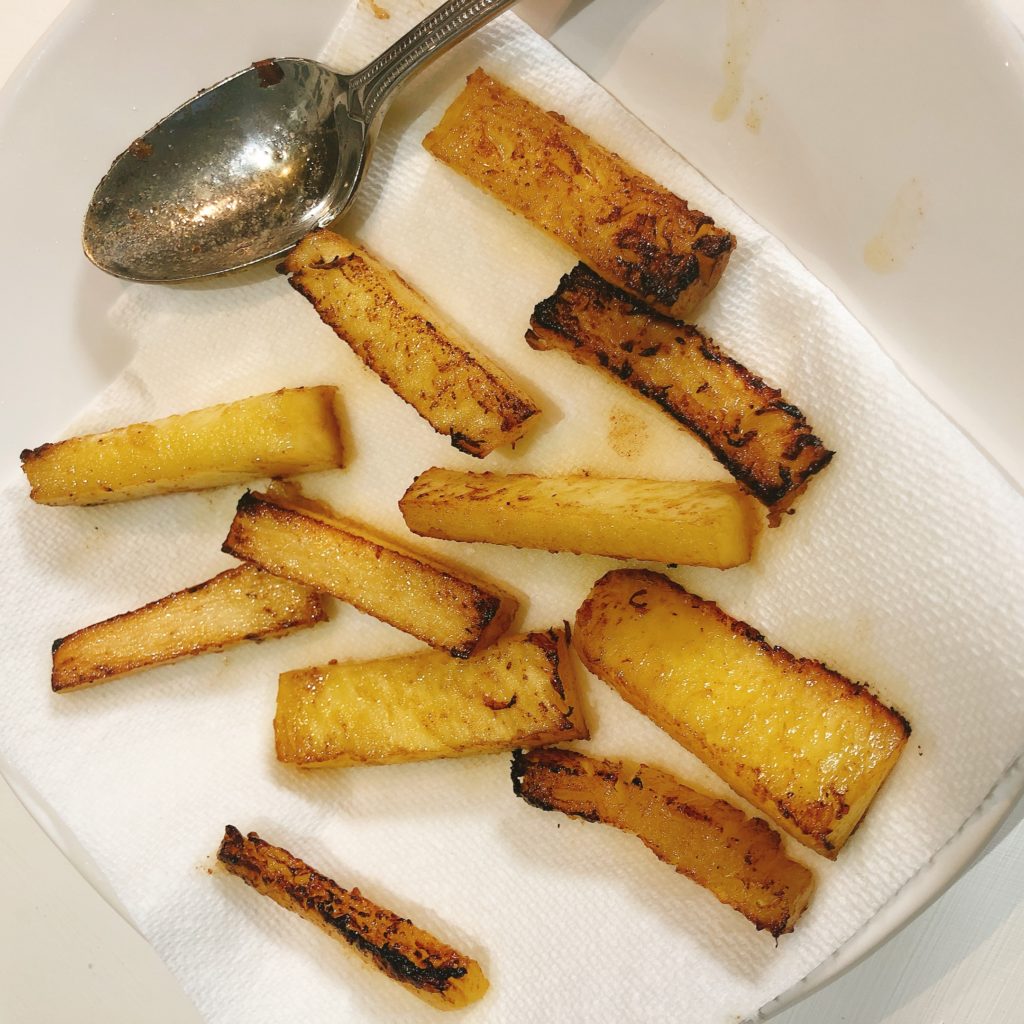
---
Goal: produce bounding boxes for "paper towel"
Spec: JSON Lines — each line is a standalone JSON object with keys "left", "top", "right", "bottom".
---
{"left": 2, "top": 4, "right": 1023, "bottom": 1022}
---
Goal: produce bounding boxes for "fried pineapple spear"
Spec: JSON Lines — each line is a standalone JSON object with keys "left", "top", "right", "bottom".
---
{"left": 282, "top": 229, "right": 538, "bottom": 457}
{"left": 51, "top": 564, "right": 326, "bottom": 692}
{"left": 400, "top": 468, "right": 759, "bottom": 569}
{"left": 424, "top": 68, "right": 734, "bottom": 319}
{"left": 21, "top": 386, "right": 345, "bottom": 506}
{"left": 223, "top": 489, "right": 516, "bottom": 657}
{"left": 528, "top": 264, "right": 833, "bottom": 520}
{"left": 217, "top": 826, "right": 489, "bottom": 1010}
{"left": 276, "top": 628, "right": 586, "bottom": 767}
{"left": 512, "top": 748, "right": 814, "bottom": 937}
{"left": 574, "top": 570, "right": 910, "bottom": 858}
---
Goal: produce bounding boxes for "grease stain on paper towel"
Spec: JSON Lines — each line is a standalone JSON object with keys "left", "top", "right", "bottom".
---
{"left": 712, "top": 0, "right": 766, "bottom": 122}
{"left": 607, "top": 407, "right": 649, "bottom": 459}
{"left": 863, "top": 178, "right": 925, "bottom": 274}
{"left": 361, "top": 0, "right": 391, "bottom": 19}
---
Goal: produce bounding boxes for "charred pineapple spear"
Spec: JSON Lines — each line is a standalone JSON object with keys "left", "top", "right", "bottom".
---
{"left": 21, "top": 386, "right": 345, "bottom": 506}
{"left": 217, "top": 826, "right": 489, "bottom": 1010}
{"left": 282, "top": 229, "right": 538, "bottom": 457}
{"left": 400, "top": 467, "right": 759, "bottom": 569}
{"left": 512, "top": 747, "right": 814, "bottom": 937}
{"left": 51, "top": 564, "right": 325, "bottom": 692}
{"left": 276, "top": 628, "right": 586, "bottom": 767}
{"left": 223, "top": 489, "right": 516, "bottom": 658}
{"left": 528, "top": 264, "right": 833, "bottom": 521}
{"left": 574, "top": 569, "right": 909, "bottom": 858}
{"left": 424, "top": 68, "right": 734, "bottom": 320}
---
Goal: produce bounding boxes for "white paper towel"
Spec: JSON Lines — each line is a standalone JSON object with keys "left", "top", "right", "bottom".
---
{"left": 2, "top": 5, "right": 1024, "bottom": 1022}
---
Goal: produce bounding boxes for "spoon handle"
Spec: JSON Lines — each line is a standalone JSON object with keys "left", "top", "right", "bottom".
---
{"left": 349, "top": 0, "right": 519, "bottom": 123}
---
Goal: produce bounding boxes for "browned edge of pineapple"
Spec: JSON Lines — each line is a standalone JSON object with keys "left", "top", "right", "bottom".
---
{"left": 399, "top": 467, "right": 760, "bottom": 569}
{"left": 222, "top": 489, "right": 517, "bottom": 658}
{"left": 527, "top": 263, "right": 834, "bottom": 522}
{"left": 574, "top": 569, "right": 911, "bottom": 858}
{"left": 423, "top": 67, "right": 735, "bottom": 319}
{"left": 216, "top": 826, "right": 489, "bottom": 1010}
{"left": 51, "top": 563, "right": 326, "bottom": 692}
{"left": 511, "top": 747, "right": 814, "bottom": 937}
{"left": 281, "top": 229, "right": 539, "bottom": 457}
{"left": 274, "top": 627, "right": 588, "bottom": 767}
{"left": 20, "top": 385, "right": 345, "bottom": 506}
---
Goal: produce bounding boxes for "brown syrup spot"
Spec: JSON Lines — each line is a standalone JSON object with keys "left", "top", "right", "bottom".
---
{"left": 252, "top": 59, "right": 285, "bottom": 88}
{"left": 128, "top": 139, "right": 153, "bottom": 160}
{"left": 483, "top": 693, "right": 518, "bottom": 711}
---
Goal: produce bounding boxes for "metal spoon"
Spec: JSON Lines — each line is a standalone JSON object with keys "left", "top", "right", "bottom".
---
{"left": 82, "top": 0, "right": 517, "bottom": 283}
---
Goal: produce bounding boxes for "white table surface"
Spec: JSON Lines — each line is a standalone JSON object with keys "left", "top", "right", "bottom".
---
{"left": 2, "top": 3, "right": 1023, "bottom": 1023}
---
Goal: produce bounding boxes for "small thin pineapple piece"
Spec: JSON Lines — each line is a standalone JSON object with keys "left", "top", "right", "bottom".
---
{"left": 223, "top": 490, "right": 516, "bottom": 657}
{"left": 51, "top": 563, "right": 326, "bottom": 692}
{"left": 573, "top": 569, "right": 910, "bottom": 858}
{"left": 21, "top": 386, "right": 345, "bottom": 506}
{"left": 400, "top": 468, "right": 759, "bottom": 568}
{"left": 217, "top": 826, "right": 489, "bottom": 1010}
{"left": 512, "top": 747, "right": 814, "bottom": 937}
{"left": 275, "top": 628, "right": 587, "bottom": 766}
{"left": 424, "top": 68, "right": 734, "bottom": 319}
{"left": 282, "top": 229, "right": 539, "bottom": 457}
{"left": 527, "top": 264, "right": 833, "bottom": 519}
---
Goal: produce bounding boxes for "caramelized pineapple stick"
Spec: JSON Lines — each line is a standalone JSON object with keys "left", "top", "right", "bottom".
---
{"left": 527, "top": 264, "right": 833, "bottom": 520}
{"left": 282, "top": 230, "right": 539, "bottom": 457}
{"left": 223, "top": 490, "right": 517, "bottom": 657}
{"left": 512, "top": 748, "right": 814, "bottom": 937}
{"left": 574, "top": 569, "right": 910, "bottom": 858}
{"left": 51, "top": 564, "right": 326, "bottom": 692}
{"left": 21, "top": 386, "right": 345, "bottom": 506}
{"left": 275, "top": 628, "right": 587, "bottom": 767}
{"left": 217, "top": 826, "right": 489, "bottom": 1010}
{"left": 400, "top": 468, "right": 759, "bottom": 569}
{"left": 424, "top": 68, "right": 734, "bottom": 319}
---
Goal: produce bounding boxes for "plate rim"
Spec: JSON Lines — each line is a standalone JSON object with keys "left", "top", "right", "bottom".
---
{"left": 2, "top": 2, "right": 1023, "bottom": 1020}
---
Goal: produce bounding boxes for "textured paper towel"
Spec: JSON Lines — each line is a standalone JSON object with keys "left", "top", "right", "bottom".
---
{"left": 2, "top": 5, "right": 1024, "bottom": 1023}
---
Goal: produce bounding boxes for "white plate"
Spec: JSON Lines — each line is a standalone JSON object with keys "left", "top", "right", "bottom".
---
{"left": 1, "top": 1, "right": 1022, "bottom": 1021}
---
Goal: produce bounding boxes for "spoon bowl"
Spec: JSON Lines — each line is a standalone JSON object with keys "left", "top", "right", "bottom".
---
{"left": 84, "top": 60, "right": 364, "bottom": 282}
{"left": 83, "top": 0, "right": 517, "bottom": 283}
